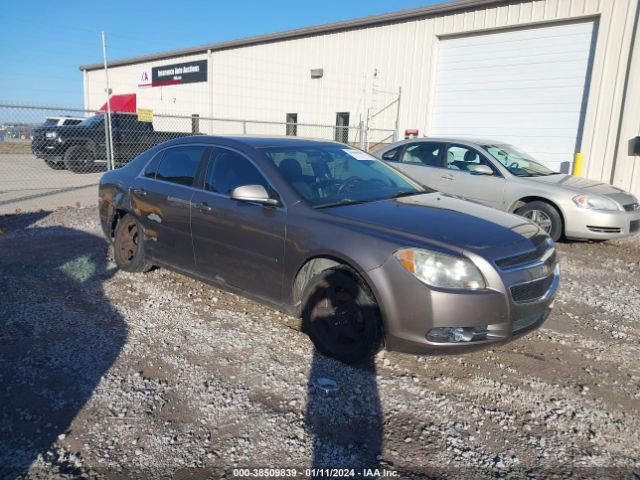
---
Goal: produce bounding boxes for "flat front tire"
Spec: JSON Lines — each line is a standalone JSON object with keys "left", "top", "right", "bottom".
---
{"left": 113, "top": 214, "right": 151, "bottom": 273}
{"left": 301, "top": 268, "right": 382, "bottom": 364}
{"left": 516, "top": 201, "right": 563, "bottom": 241}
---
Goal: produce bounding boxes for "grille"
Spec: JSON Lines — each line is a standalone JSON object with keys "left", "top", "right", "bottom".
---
{"left": 495, "top": 235, "right": 551, "bottom": 270}
{"left": 631, "top": 220, "right": 640, "bottom": 233}
{"left": 623, "top": 203, "right": 639, "bottom": 212}
{"left": 510, "top": 275, "right": 554, "bottom": 303}
{"left": 587, "top": 226, "right": 622, "bottom": 234}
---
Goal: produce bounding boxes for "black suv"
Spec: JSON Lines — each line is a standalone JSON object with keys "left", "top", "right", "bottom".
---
{"left": 32, "top": 113, "right": 196, "bottom": 172}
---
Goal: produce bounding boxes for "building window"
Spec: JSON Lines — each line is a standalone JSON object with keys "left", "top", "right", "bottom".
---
{"left": 286, "top": 113, "right": 298, "bottom": 136}
{"left": 335, "top": 112, "right": 350, "bottom": 144}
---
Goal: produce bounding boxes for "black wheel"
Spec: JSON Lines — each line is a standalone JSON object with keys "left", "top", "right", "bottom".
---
{"left": 44, "top": 158, "right": 66, "bottom": 170}
{"left": 113, "top": 214, "right": 152, "bottom": 273}
{"left": 64, "top": 145, "right": 96, "bottom": 173}
{"left": 516, "top": 201, "right": 563, "bottom": 241}
{"left": 301, "top": 267, "right": 382, "bottom": 364}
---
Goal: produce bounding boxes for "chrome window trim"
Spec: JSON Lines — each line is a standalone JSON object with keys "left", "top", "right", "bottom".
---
{"left": 136, "top": 143, "right": 287, "bottom": 211}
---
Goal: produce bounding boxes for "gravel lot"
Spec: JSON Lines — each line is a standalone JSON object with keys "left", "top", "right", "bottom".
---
{"left": 0, "top": 207, "right": 638, "bottom": 479}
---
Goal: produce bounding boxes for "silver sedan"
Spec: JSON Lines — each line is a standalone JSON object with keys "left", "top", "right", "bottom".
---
{"left": 374, "top": 138, "right": 640, "bottom": 241}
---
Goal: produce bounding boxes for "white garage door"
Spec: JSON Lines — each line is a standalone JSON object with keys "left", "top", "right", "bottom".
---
{"left": 430, "top": 21, "right": 595, "bottom": 172}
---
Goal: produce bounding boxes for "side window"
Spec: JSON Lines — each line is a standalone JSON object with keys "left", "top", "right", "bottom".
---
{"left": 205, "top": 149, "right": 268, "bottom": 195}
{"left": 155, "top": 146, "right": 205, "bottom": 186}
{"left": 143, "top": 152, "right": 164, "bottom": 179}
{"left": 400, "top": 142, "right": 443, "bottom": 167}
{"left": 445, "top": 145, "right": 496, "bottom": 174}
{"left": 381, "top": 147, "right": 400, "bottom": 162}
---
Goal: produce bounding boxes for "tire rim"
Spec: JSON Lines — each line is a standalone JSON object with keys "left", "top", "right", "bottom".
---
{"left": 310, "top": 284, "right": 367, "bottom": 351}
{"left": 523, "top": 209, "right": 553, "bottom": 233}
{"left": 116, "top": 218, "right": 139, "bottom": 265}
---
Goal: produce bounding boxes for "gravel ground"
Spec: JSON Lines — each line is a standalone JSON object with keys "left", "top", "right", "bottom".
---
{"left": 0, "top": 207, "right": 638, "bottom": 479}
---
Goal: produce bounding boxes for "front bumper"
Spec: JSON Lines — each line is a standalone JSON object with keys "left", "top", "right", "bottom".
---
{"left": 31, "top": 139, "right": 65, "bottom": 158}
{"left": 564, "top": 206, "right": 640, "bottom": 240}
{"left": 367, "top": 249, "right": 559, "bottom": 354}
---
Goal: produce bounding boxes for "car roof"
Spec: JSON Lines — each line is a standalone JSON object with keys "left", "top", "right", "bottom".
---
{"left": 382, "top": 137, "right": 508, "bottom": 149}
{"left": 176, "top": 135, "right": 347, "bottom": 149}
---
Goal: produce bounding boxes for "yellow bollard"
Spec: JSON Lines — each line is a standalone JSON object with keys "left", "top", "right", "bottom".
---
{"left": 572, "top": 152, "right": 584, "bottom": 176}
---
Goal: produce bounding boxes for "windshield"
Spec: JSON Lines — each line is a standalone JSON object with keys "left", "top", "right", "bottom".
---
{"left": 484, "top": 144, "right": 558, "bottom": 177}
{"left": 43, "top": 118, "right": 58, "bottom": 125}
{"left": 79, "top": 115, "right": 103, "bottom": 127}
{"left": 261, "top": 145, "right": 427, "bottom": 208}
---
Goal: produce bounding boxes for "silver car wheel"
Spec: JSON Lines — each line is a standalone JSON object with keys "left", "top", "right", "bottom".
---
{"left": 523, "top": 209, "right": 553, "bottom": 233}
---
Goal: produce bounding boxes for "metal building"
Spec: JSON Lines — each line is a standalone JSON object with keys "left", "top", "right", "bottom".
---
{"left": 80, "top": 0, "right": 640, "bottom": 196}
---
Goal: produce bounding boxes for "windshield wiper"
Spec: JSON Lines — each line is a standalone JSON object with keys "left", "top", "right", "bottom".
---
{"left": 389, "top": 191, "right": 423, "bottom": 199}
{"left": 314, "top": 198, "right": 374, "bottom": 209}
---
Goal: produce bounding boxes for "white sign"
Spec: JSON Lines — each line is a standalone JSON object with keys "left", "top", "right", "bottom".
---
{"left": 342, "top": 149, "right": 376, "bottom": 161}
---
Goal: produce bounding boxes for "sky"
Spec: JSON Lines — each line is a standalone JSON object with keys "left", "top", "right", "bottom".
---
{"left": 0, "top": 0, "right": 445, "bottom": 108}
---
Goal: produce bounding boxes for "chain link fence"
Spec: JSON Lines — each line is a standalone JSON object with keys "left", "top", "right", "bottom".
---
{"left": 0, "top": 103, "right": 396, "bottom": 213}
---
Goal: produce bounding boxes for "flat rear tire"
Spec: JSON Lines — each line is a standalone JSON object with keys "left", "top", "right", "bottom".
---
{"left": 113, "top": 214, "right": 152, "bottom": 273}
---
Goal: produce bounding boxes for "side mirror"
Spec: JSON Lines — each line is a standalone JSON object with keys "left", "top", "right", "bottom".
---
{"left": 468, "top": 164, "right": 494, "bottom": 176}
{"left": 230, "top": 184, "right": 279, "bottom": 206}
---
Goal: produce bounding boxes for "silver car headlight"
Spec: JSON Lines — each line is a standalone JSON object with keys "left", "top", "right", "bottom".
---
{"left": 394, "top": 248, "right": 486, "bottom": 290}
{"left": 45, "top": 131, "right": 58, "bottom": 139}
{"left": 572, "top": 194, "right": 620, "bottom": 211}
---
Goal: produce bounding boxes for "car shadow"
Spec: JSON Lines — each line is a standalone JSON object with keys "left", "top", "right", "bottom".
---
{"left": 303, "top": 270, "right": 383, "bottom": 478}
{"left": 0, "top": 212, "right": 125, "bottom": 477}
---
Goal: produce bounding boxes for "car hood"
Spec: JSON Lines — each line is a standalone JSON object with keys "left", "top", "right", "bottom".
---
{"left": 527, "top": 174, "right": 636, "bottom": 204}
{"left": 326, "top": 193, "right": 539, "bottom": 252}
{"left": 33, "top": 124, "right": 92, "bottom": 135}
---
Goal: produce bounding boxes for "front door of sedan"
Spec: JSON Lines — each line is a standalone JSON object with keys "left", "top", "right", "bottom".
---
{"left": 190, "top": 147, "right": 286, "bottom": 303}
{"left": 441, "top": 144, "right": 506, "bottom": 209}
{"left": 385, "top": 142, "right": 449, "bottom": 192}
{"left": 130, "top": 145, "right": 208, "bottom": 270}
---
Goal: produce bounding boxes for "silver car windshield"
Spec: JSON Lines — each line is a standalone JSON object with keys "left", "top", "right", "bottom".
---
{"left": 261, "top": 145, "right": 427, "bottom": 208}
{"left": 484, "top": 144, "right": 558, "bottom": 177}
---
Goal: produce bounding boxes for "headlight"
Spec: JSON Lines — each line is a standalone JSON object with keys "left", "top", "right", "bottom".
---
{"left": 45, "top": 131, "right": 57, "bottom": 139}
{"left": 394, "top": 248, "right": 486, "bottom": 290}
{"left": 572, "top": 194, "right": 619, "bottom": 211}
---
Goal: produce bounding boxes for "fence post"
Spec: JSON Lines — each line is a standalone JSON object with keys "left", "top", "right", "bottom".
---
{"left": 358, "top": 121, "right": 365, "bottom": 150}
{"left": 393, "top": 86, "right": 402, "bottom": 143}
{"left": 242, "top": 121, "right": 247, "bottom": 135}
{"left": 103, "top": 111, "right": 111, "bottom": 171}
{"left": 364, "top": 109, "right": 370, "bottom": 151}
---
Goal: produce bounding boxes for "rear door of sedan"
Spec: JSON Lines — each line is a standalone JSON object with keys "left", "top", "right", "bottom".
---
{"left": 190, "top": 146, "right": 286, "bottom": 303}
{"left": 129, "top": 145, "right": 209, "bottom": 270}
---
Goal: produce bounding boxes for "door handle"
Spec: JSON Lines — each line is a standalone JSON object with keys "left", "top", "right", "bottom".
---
{"left": 440, "top": 174, "right": 454, "bottom": 180}
{"left": 133, "top": 188, "right": 147, "bottom": 196}
{"left": 194, "top": 202, "right": 212, "bottom": 212}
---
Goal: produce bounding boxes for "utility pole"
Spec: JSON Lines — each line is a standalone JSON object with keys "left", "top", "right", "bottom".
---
{"left": 102, "top": 31, "right": 115, "bottom": 170}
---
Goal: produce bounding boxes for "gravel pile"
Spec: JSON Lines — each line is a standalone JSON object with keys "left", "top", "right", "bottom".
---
{"left": 0, "top": 207, "right": 638, "bottom": 479}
